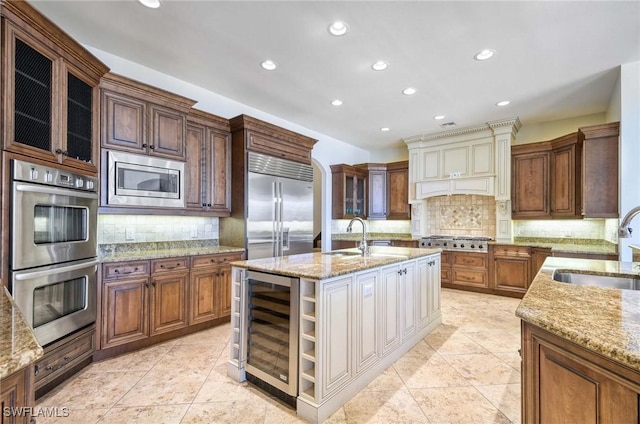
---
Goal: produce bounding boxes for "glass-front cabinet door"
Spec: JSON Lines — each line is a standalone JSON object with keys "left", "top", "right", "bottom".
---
{"left": 331, "top": 164, "right": 367, "bottom": 219}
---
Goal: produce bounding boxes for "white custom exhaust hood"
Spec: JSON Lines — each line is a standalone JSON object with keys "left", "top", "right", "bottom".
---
{"left": 403, "top": 118, "right": 521, "bottom": 242}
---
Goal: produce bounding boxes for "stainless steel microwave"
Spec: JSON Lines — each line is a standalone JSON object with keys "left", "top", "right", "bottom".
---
{"left": 106, "top": 150, "right": 185, "bottom": 208}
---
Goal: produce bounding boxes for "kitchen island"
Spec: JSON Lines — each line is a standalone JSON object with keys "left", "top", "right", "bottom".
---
{"left": 517, "top": 257, "right": 640, "bottom": 422}
{"left": 227, "top": 246, "right": 442, "bottom": 423}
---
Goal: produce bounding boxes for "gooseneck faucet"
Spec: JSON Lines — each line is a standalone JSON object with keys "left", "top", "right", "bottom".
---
{"left": 346, "top": 217, "right": 368, "bottom": 256}
{"left": 618, "top": 206, "right": 640, "bottom": 238}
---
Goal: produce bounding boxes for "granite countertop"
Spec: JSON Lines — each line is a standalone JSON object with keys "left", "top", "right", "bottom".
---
{"left": 506, "top": 237, "right": 618, "bottom": 255}
{"left": 516, "top": 257, "right": 640, "bottom": 372}
{"left": 230, "top": 246, "right": 441, "bottom": 280}
{"left": 1, "top": 287, "right": 44, "bottom": 379}
{"left": 99, "top": 241, "right": 245, "bottom": 263}
{"left": 332, "top": 233, "right": 416, "bottom": 241}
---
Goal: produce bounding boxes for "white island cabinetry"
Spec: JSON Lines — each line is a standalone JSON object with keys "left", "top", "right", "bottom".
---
{"left": 228, "top": 248, "right": 441, "bottom": 423}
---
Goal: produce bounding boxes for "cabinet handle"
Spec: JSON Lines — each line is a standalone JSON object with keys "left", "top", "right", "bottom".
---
{"left": 145, "top": 282, "right": 150, "bottom": 288}
{"left": 207, "top": 203, "right": 212, "bottom": 207}
{"left": 142, "top": 143, "right": 148, "bottom": 148}
{"left": 150, "top": 145, "right": 155, "bottom": 150}
{"left": 55, "top": 148, "right": 63, "bottom": 155}
{"left": 114, "top": 269, "right": 133, "bottom": 275}
{"left": 34, "top": 365, "right": 39, "bottom": 376}
{"left": 151, "top": 281, "right": 156, "bottom": 287}
{"left": 160, "top": 264, "right": 178, "bottom": 270}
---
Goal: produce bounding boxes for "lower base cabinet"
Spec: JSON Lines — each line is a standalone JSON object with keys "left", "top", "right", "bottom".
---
{"left": 1, "top": 364, "right": 34, "bottom": 424}
{"left": 522, "top": 322, "right": 640, "bottom": 423}
{"left": 490, "top": 245, "right": 532, "bottom": 296}
{"left": 100, "top": 252, "right": 241, "bottom": 350}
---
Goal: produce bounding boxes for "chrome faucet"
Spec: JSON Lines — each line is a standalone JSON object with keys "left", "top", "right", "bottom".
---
{"left": 346, "top": 217, "right": 368, "bottom": 256}
{"left": 618, "top": 206, "right": 640, "bottom": 238}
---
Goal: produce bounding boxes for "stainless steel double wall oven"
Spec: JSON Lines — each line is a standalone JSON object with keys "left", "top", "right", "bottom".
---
{"left": 10, "top": 159, "right": 99, "bottom": 346}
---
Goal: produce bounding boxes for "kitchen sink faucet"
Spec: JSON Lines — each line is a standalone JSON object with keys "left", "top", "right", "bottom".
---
{"left": 618, "top": 205, "right": 640, "bottom": 238}
{"left": 346, "top": 217, "right": 369, "bottom": 256}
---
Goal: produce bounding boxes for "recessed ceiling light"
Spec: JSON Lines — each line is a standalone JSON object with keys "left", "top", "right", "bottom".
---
{"left": 402, "top": 87, "right": 417, "bottom": 95}
{"left": 331, "top": 99, "right": 343, "bottom": 106}
{"left": 261, "top": 60, "right": 277, "bottom": 71}
{"left": 434, "top": 115, "right": 446, "bottom": 120}
{"left": 496, "top": 100, "right": 511, "bottom": 106}
{"left": 474, "top": 49, "right": 495, "bottom": 61}
{"left": 328, "top": 21, "right": 349, "bottom": 36}
{"left": 138, "top": 0, "right": 161, "bottom": 8}
{"left": 371, "top": 60, "right": 389, "bottom": 71}
{"left": 380, "top": 127, "right": 390, "bottom": 132}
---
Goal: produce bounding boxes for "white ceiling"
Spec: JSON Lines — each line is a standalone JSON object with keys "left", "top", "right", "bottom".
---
{"left": 31, "top": 0, "right": 640, "bottom": 151}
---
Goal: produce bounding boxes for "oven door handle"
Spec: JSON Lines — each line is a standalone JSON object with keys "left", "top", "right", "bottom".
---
{"left": 14, "top": 259, "right": 99, "bottom": 281}
{"left": 14, "top": 183, "right": 98, "bottom": 199}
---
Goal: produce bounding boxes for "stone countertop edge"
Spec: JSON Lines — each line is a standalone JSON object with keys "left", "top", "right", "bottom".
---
{"left": 99, "top": 245, "right": 245, "bottom": 263}
{"left": 516, "top": 257, "right": 640, "bottom": 372}
{"left": 230, "top": 246, "right": 442, "bottom": 280}
{"left": 496, "top": 238, "right": 618, "bottom": 255}
{"left": 332, "top": 233, "right": 416, "bottom": 241}
{"left": 1, "top": 287, "right": 44, "bottom": 379}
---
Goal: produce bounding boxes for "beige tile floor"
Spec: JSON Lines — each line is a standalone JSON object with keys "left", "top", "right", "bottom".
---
{"left": 37, "top": 288, "right": 522, "bottom": 423}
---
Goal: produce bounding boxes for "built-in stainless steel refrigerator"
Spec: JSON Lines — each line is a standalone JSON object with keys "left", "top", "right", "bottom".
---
{"left": 247, "top": 152, "right": 314, "bottom": 259}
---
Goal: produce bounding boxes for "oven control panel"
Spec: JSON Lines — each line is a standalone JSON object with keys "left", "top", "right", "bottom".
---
{"left": 13, "top": 159, "right": 98, "bottom": 192}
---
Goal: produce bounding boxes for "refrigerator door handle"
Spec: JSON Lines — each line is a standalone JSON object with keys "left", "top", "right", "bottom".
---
{"left": 272, "top": 180, "right": 278, "bottom": 257}
{"left": 278, "top": 182, "right": 285, "bottom": 256}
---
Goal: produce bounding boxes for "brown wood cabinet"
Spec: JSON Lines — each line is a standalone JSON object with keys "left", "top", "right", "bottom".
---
{"left": 446, "top": 251, "right": 489, "bottom": 291}
{"left": 34, "top": 326, "right": 95, "bottom": 398}
{"left": 512, "top": 122, "right": 619, "bottom": 220}
{"left": 440, "top": 251, "right": 452, "bottom": 285}
{"left": 1, "top": 364, "right": 34, "bottom": 424}
{"left": 189, "top": 253, "right": 241, "bottom": 325}
{"left": 100, "top": 73, "right": 196, "bottom": 161}
{"left": 530, "top": 247, "right": 552, "bottom": 278}
{"left": 522, "top": 322, "right": 640, "bottom": 423}
{"left": 1, "top": 0, "right": 109, "bottom": 174}
{"left": 356, "top": 163, "right": 387, "bottom": 219}
{"left": 386, "top": 161, "right": 410, "bottom": 220}
{"left": 552, "top": 251, "right": 618, "bottom": 261}
{"left": 101, "top": 258, "right": 188, "bottom": 349}
{"left": 331, "top": 164, "right": 367, "bottom": 219}
{"left": 490, "top": 244, "right": 531, "bottom": 296}
{"left": 511, "top": 143, "right": 551, "bottom": 219}
{"left": 185, "top": 109, "right": 231, "bottom": 215}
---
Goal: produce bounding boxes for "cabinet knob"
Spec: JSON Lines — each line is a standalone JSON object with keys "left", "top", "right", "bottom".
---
{"left": 150, "top": 145, "right": 155, "bottom": 150}
{"left": 207, "top": 203, "right": 212, "bottom": 207}
{"left": 142, "top": 143, "right": 148, "bottom": 148}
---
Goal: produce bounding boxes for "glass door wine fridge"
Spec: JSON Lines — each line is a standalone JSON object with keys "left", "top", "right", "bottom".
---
{"left": 244, "top": 270, "right": 299, "bottom": 400}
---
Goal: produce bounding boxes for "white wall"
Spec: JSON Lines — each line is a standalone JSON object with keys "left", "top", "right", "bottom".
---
{"left": 86, "top": 46, "right": 370, "bottom": 251}
{"left": 618, "top": 61, "right": 640, "bottom": 261}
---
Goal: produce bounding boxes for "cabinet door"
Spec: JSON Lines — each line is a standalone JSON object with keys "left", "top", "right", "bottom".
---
{"left": 367, "top": 169, "right": 387, "bottom": 219}
{"left": 150, "top": 272, "right": 188, "bottom": 335}
{"left": 206, "top": 129, "right": 231, "bottom": 213}
{"left": 512, "top": 151, "right": 550, "bottom": 218}
{"left": 0, "top": 367, "right": 30, "bottom": 424}
{"left": 581, "top": 123, "right": 619, "bottom": 218}
{"left": 380, "top": 265, "right": 401, "bottom": 356}
{"left": 530, "top": 247, "right": 552, "bottom": 280}
{"left": 148, "top": 104, "right": 186, "bottom": 160}
{"left": 387, "top": 163, "right": 410, "bottom": 220}
{"left": 189, "top": 268, "right": 218, "bottom": 325}
{"left": 429, "top": 256, "right": 441, "bottom": 320}
{"left": 101, "top": 90, "right": 146, "bottom": 152}
{"left": 551, "top": 143, "right": 579, "bottom": 217}
{"left": 400, "top": 262, "right": 417, "bottom": 339}
{"left": 416, "top": 258, "right": 430, "bottom": 329}
{"left": 185, "top": 123, "right": 206, "bottom": 211}
{"left": 218, "top": 265, "right": 233, "bottom": 317}
{"left": 102, "top": 278, "right": 149, "bottom": 348}
{"left": 494, "top": 256, "right": 530, "bottom": 293}
{"left": 321, "top": 277, "right": 353, "bottom": 398}
{"left": 354, "top": 270, "right": 378, "bottom": 374}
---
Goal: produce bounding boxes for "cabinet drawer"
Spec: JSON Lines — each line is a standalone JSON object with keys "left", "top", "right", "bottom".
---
{"left": 452, "top": 269, "right": 488, "bottom": 287}
{"left": 453, "top": 253, "right": 487, "bottom": 268}
{"left": 191, "top": 253, "right": 242, "bottom": 268}
{"left": 35, "top": 329, "right": 95, "bottom": 386}
{"left": 103, "top": 261, "right": 150, "bottom": 279}
{"left": 151, "top": 257, "right": 189, "bottom": 274}
{"left": 493, "top": 245, "right": 531, "bottom": 257}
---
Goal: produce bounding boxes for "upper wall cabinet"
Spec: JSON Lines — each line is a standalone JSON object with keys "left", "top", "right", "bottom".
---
{"left": 331, "top": 164, "right": 367, "bottom": 220}
{"left": 387, "top": 161, "right": 410, "bottom": 220}
{"left": 1, "top": 0, "right": 109, "bottom": 174}
{"left": 511, "top": 122, "right": 619, "bottom": 220}
{"left": 185, "top": 109, "right": 231, "bottom": 216}
{"left": 100, "top": 73, "right": 196, "bottom": 161}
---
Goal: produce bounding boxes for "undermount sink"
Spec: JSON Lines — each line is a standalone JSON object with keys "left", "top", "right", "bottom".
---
{"left": 552, "top": 270, "right": 640, "bottom": 291}
{"left": 322, "top": 250, "right": 363, "bottom": 257}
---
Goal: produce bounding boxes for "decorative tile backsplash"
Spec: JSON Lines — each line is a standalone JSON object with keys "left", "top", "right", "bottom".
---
{"left": 98, "top": 215, "right": 219, "bottom": 244}
{"left": 426, "top": 195, "right": 496, "bottom": 237}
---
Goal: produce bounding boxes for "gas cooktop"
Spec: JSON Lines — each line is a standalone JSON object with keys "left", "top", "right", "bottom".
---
{"left": 419, "top": 235, "right": 492, "bottom": 252}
